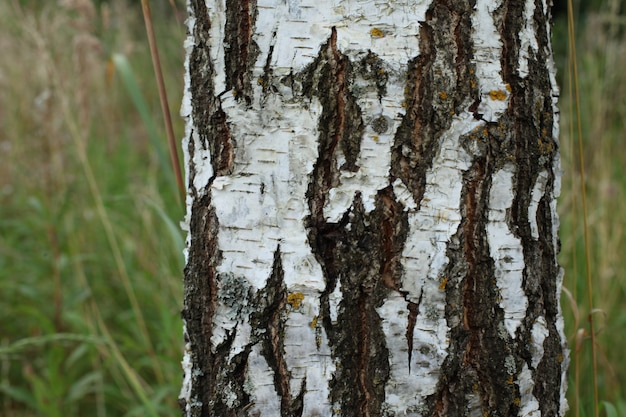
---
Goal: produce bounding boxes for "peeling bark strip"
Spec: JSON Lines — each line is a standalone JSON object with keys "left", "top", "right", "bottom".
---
{"left": 181, "top": 0, "right": 568, "bottom": 416}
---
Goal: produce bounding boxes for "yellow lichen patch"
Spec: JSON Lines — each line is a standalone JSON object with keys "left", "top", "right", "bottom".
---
{"left": 372, "top": 135, "right": 379, "bottom": 142}
{"left": 489, "top": 89, "right": 507, "bottom": 101}
{"left": 287, "top": 292, "right": 305, "bottom": 309}
{"left": 513, "top": 397, "right": 521, "bottom": 407}
{"left": 505, "top": 83, "right": 512, "bottom": 92}
{"left": 439, "top": 276, "right": 449, "bottom": 290}
{"left": 370, "top": 27, "right": 385, "bottom": 38}
{"left": 506, "top": 375, "right": 514, "bottom": 385}
{"left": 439, "top": 91, "right": 448, "bottom": 100}
{"left": 310, "top": 315, "right": 318, "bottom": 329}
{"left": 538, "top": 139, "right": 553, "bottom": 154}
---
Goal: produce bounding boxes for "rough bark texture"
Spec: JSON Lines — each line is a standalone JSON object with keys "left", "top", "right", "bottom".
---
{"left": 180, "top": 0, "right": 568, "bottom": 416}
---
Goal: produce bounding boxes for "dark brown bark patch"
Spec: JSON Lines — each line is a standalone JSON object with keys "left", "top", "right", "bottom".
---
{"left": 180, "top": 193, "right": 220, "bottom": 417}
{"left": 302, "top": 27, "right": 364, "bottom": 178}
{"left": 391, "top": 0, "right": 475, "bottom": 209}
{"left": 325, "top": 194, "right": 390, "bottom": 416}
{"left": 252, "top": 246, "right": 305, "bottom": 417}
{"left": 224, "top": 0, "right": 259, "bottom": 105}
{"left": 377, "top": 186, "right": 409, "bottom": 292}
{"left": 356, "top": 51, "right": 389, "bottom": 100}
{"left": 188, "top": 0, "right": 234, "bottom": 179}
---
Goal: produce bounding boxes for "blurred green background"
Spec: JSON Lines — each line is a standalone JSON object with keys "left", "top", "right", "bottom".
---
{"left": 0, "top": 0, "right": 623, "bottom": 415}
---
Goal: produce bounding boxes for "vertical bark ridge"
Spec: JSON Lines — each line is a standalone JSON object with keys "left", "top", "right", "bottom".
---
{"left": 253, "top": 246, "right": 305, "bottom": 417}
{"left": 464, "top": 157, "right": 520, "bottom": 416}
{"left": 301, "top": 27, "right": 404, "bottom": 416}
{"left": 377, "top": 186, "right": 409, "bottom": 292}
{"left": 499, "top": 0, "right": 567, "bottom": 415}
{"left": 180, "top": 194, "right": 220, "bottom": 416}
{"left": 327, "top": 194, "right": 390, "bottom": 416}
{"left": 224, "top": 0, "right": 259, "bottom": 104}
{"left": 391, "top": 0, "right": 474, "bottom": 207}
{"left": 189, "top": 0, "right": 233, "bottom": 179}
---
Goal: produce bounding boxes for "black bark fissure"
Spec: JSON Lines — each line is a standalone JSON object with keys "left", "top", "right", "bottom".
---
{"left": 303, "top": 29, "right": 403, "bottom": 416}
{"left": 534, "top": 192, "right": 564, "bottom": 416}
{"left": 252, "top": 246, "right": 305, "bottom": 417}
{"left": 181, "top": 193, "right": 220, "bottom": 417}
{"left": 328, "top": 194, "right": 391, "bottom": 416}
{"left": 224, "top": 0, "right": 259, "bottom": 105}
{"left": 259, "top": 31, "right": 277, "bottom": 96}
{"left": 391, "top": 0, "right": 477, "bottom": 208}
{"left": 189, "top": 0, "right": 233, "bottom": 180}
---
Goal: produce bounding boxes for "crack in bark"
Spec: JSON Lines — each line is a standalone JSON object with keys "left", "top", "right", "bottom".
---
{"left": 406, "top": 295, "right": 422, "bottom": 375}
{"left": 357, "top": 290, "right": 373, "bottom": 417}
{"left": 259, "top": 31, "right": 277, "bottom": 97}
{"left": 252, "top": 246, "right": 305, "bottom": 417}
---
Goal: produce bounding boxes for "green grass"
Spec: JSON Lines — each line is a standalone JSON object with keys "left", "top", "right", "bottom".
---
{"left": 556, "top": 2, "right": 626, "bottom": 416}
{"left": 0, "top": 0, "right": 624, "bottom": 416}
{"left": 0, "top": 1, "right": 185, "bottom": 415}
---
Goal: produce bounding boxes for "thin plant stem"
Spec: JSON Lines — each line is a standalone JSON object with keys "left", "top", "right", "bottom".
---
{"left": 567, "top": 1, "right": 599, "bottom": 416}
{"left": 140, "top": 0, "right": 185, "bottom": 204}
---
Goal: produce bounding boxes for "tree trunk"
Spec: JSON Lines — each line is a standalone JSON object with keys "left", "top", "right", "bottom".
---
{"left": 179, "top": 0, "right": 569, "bottom": 416}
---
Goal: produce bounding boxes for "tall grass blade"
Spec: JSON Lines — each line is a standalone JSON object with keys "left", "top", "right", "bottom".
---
{"left": 566, "top": 1, "right": 599, "bottom": 416}
{"left": 112, "top": 53, "right": 170, "bottom": 177}
{"left": 601, "top": 401, "right": 618, "bottom": 417}
{"left": 140, "top": 0, "right": 185, "bottom": 203}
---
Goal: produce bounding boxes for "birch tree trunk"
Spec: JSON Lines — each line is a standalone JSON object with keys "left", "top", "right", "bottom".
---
{"left": 179, "top": 0, "right": 569, "bottom": 416}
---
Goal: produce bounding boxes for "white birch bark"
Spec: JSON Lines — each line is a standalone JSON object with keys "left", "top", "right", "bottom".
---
{"left": 180, "top": 0, "right": 568, "bottom": 416}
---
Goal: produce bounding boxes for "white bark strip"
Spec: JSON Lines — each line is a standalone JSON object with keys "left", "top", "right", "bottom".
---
{"left": 517, "top": 364, "right": 541, "bottom": 417}
{"left": 518, "top": 0, "right": 540, "bottom": 78}
{"left": 247, "top": 345, "right": 281, "bottom": 415}
{"left": 210, "top": 93, "right": 324, "bottom": 292}
{"left": 391, "top": 114, "right": 476, "bottom": 406}
{"left": 472, "top": 0, "right": 509, "bottom": 122}
{"left": 487, "top": 165, "right": 528, "bottom": 339}
{"left": 283, "top": 297, "right": 334, "bottom": 417}
{"left": 529, "top": 170, "right": 549, "bottom": 240}
{"left": 180, "top": 323, "right": 196, "bottom": 414}
{"left": 254, "top": 0, "right": 428, "bottom": 74}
